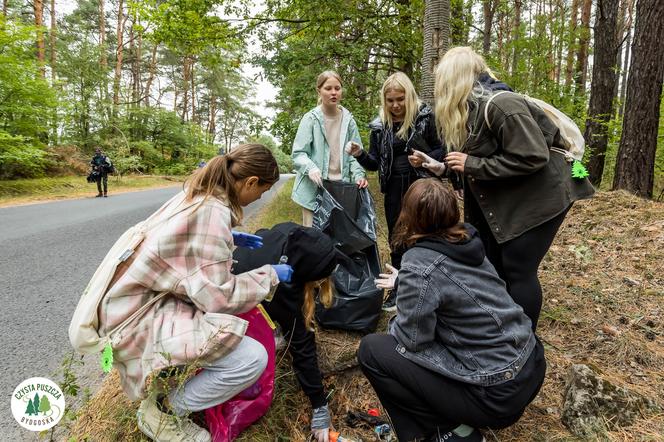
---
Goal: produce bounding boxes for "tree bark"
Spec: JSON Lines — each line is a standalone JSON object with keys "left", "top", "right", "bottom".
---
{"left": 482, "top": 0, "right": 495, "bottom": 56}
{"left": 49, "top": 0, "right": 55, "bottom": 83}
{"left": 3, "top": 0, "right": 7, "bottom": 17}
{"left": 574, "top": 0, "right": 592, "bottom": 94}
{"left": 618, "top": 0, "right": 634, "bottom": 118}
{"left": 510, "top": 0, "right": 522, "bottom": 76}
{"left": 33, "top": 0, "right": 46, "bottom": 77}
{"left": 612, "top": 0, "right": 664, "bottom": 197}
{"left": 143, "top": 42, "right": 159, "bottom": 107}
{"left": 565, "top": 0, "right": 579, "bottom": 87}
{"left": 421, "top": 0, "right": 450, "bottom": 106}
{"left": 113, "top": 0, "right": 125, "bottom": 111}
{"left": 100, "top": 0, "right": 107, "bottom": 69}
{"left": 585, "top": 0, "right": 621, "bottom": 185}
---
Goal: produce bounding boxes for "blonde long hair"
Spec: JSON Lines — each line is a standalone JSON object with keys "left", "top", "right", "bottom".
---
{"left": 380, "top": 72, "right": 421, "bottom": 140}
{"left": 302, "top": 277, "right": 333, "bottom": 331}
{"left": 316, "top": 70, "right": 343, "bottom": 106}
{"left": 434, "top": 47, "right": 495, "bottom": 151}
{"left": 184, "top": 144, "right": 279, "bottom": 226}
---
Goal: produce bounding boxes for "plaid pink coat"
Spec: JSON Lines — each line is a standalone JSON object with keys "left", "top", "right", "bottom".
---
{"left": 98, "top": 191, "right": 279, "bottom": 400}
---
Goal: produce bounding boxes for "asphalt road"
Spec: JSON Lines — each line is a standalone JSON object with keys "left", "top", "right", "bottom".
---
{"left": 0, "top": 175, "right": 291, "bottom": 440}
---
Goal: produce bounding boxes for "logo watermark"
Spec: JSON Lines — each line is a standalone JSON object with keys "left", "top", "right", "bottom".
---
{"left": 11, "top": 377, "right": 65, "bottom": 432}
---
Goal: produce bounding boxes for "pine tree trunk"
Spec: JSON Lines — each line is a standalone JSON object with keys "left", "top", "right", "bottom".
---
{"left": 190, "top": 60, "right": 196, "bottom": 122}
{"left": 421, "top": 0, "right": 450, "bottom": 106}
{"left": 510, "top": 0, "right": 522, "bottom": 76}
{"left": 618, "top": 0, "right": 634, "bottom": 118}
{"left": 143, "top": 42, "right": 159, "bottom": 107}
{"left": 482, "top": 0, "right": 495, "bottom": 55}
{"left": 585, "top": 0, "right": 621, "bottom": 185}
{"left": 612, "top": 0, "right": 664, "bottom": 197}
{"left": 34, "top": 0, "right": 46, "bottom": 77}
{"left": 565, "top": 0, "right": 579, "bottom": 87}
{"left": 49, "top": 0, "right": 55, "bottom": 83}
{"left": 99, "top": 0, "right": 107, "bottom": 69}
{"left": 2, "top": 0, "right": 7, "bottom": 16}
{"left": 113, "top": 0, "right": 125, "bottom": 111}
{"left": 574, "top": 0, "right": 592, "bottom": 94}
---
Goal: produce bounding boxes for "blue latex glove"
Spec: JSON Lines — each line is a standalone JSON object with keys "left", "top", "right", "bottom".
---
{"left": 271, "top": 264, "right": 294, "bottom": 283}
{"left": 232, "top": 231, "right": 263, "bottom": 249}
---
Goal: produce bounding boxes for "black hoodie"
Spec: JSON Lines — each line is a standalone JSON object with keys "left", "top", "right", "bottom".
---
{"left": 231, "top": 222, "right": 337, "bottom": 408}
{"left": 413, "top": 224, "right": 486, "bottom": 267}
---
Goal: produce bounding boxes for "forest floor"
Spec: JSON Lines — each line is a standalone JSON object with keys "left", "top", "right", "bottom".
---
{"left": 67, "top": 177, "right": 664, "bottom": 442}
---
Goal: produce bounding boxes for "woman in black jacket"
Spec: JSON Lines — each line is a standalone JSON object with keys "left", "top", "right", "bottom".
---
{"left": 347, "top": 72, "right": 444, "bottom": 310}
{"left": 232, "top": 222, "right": 341, "bottom": 442}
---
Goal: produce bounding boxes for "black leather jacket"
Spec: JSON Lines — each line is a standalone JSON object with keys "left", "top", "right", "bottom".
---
{"left": 356, "top": 104, "right": 444, "bottom": 193}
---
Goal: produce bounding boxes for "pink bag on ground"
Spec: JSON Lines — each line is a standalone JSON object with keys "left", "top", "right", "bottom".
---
{"left": 205, "top": 307, "right": 276, "bottom": 442}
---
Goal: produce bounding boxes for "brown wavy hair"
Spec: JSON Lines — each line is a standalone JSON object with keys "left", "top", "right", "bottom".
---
{"left": 184, "top": 144, "right": 279, "bottom": 226}
{"left": 391, "top": 178, "right": 468, "bottom": 250}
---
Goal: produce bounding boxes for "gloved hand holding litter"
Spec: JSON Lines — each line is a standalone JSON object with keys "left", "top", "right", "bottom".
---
{"left": 408, "top": 150, "right": 446, "bottom": 176}
{"left": 308, "top": 168, "right": 323, "bottom": 187}
{"left": 271, "top": 264, "right": 294, "bottom": 283}
{"left": 345, "top": 141, "right": 362, "bottom": 157}
{"left": 374, "top": 263, "right": 398, "bottom": 290}
{"left": 232, "top": 231, "right": 263, "bottom": 249}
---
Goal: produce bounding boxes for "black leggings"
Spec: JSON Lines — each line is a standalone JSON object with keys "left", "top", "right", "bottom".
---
{"left": 476, "top": 207, "right": 570, "bottom": 331}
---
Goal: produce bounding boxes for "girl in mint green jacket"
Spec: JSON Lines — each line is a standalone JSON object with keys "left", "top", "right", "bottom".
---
{"left": 291, "top": 71, "right": 367, "bottom": 226}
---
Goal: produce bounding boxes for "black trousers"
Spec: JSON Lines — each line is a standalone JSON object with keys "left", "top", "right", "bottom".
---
{"left": 384, "top": 172, "right": 418, "bottom": 269}
{"left": 261, "top": 298, "right": 327, "bottom": 409}
{"left": 96, "top": 174, "right": 108, "bottom": 194}
{"left": 473, "top": 204, "right": 570, "bottom": 331}
{"left": 357, "top": 334, "right": 545, "bottom": 442}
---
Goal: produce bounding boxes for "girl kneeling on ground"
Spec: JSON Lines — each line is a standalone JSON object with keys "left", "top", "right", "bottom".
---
{"left": 358, "top": 178, "right": 545, "bottom": 442}
{"left": 97, "top": 144, "right": 292, "bottom": 442}
{"left": 232, "top": 222, "right": 343, "bottom": 442}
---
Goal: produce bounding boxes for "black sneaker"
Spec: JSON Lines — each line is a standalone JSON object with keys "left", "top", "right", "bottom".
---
{"left": 430, "top": 427, "right": 485, "bottom": 442}
{"left": 382, "top": 290, "right": 397, "bottom": 312}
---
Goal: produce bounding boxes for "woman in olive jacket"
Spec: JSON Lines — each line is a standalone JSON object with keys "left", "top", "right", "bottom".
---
{"left": 411, "top": 47, "right": 594, "bottom": 330}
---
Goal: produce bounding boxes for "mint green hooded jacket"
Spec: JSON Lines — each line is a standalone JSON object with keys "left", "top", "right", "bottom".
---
{"left": 291, "top": 106, "right": 366, "bottom": 210}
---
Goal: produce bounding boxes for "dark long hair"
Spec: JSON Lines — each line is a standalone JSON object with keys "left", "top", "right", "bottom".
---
{"left": 184, "top": 144, "right": 279, "bottom": 226}
{"left": 391, "top": 178, "right": 468, "bottom": 250}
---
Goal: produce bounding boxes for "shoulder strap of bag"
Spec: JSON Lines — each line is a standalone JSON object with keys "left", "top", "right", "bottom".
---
{"left": 483, "top": 91, "right": 510, "bottom": 131}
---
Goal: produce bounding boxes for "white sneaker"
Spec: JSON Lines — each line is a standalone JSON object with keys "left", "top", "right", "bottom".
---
{"left": 136, "top": 394, "right": 211, "bottom": 442}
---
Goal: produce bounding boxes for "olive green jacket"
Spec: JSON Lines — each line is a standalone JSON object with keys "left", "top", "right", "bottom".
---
{"left": 291, "top": 106, "right": 366, "bottom": 210}
{"left": 460, "top": 92, "right": 594, "bottom": 243}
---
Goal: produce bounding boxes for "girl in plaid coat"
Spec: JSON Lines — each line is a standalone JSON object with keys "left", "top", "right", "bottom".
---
{"left": 98, "top": 144, "right": 292, "bottom": 442}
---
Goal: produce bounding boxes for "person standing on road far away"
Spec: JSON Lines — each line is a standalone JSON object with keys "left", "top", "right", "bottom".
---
{"left": 408, "top": 47, "right": 594, "bottom": 330}
{"left": 91, "top": 147, "right": 113, "bottom": 197}
{"left": 346, "top": 72, "right": 445, "bottom": 312}
{"left": 291, "top": 70, "right": 368, "bottom": 227}
{"left": 97, "top": 144, "right": 293, "bottom": 442}
{"left": 359, "top": 178, "right": 546, "bottom": 442}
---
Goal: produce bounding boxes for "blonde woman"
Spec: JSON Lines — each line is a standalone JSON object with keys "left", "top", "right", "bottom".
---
{"left": 410, "top": 47, "right": 594, "bottom": 330}
{"left": 347, "top": 72, "right": 443, "bottom": 310}
{"left": 291, "top": 70, "right": 368, "bottom": 227}
{"left": 232, "top": 222, "right": 342, "bottom": 442}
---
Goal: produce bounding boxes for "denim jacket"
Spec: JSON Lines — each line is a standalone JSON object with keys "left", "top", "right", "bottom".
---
{"left": 389, "top": 226, "right": 536, "bottom": 386}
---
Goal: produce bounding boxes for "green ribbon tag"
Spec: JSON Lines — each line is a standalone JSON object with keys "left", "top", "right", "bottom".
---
{"left": 101, "top": 342, "right": 114, "bottom": 373}
{"left": 571, "top": 160, "right": 589, "bottom": 179}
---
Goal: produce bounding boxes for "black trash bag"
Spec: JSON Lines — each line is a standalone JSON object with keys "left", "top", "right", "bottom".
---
{"left": 313, "top": 181, "right": 383, "bottom": 333}
{"left": 316, "top": 245, "right": 383, "bottom": 333}
{"left": 312, "top": 180, "right": 377, "bottom": 255}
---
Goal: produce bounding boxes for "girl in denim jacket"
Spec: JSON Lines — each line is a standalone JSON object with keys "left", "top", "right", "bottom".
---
{"left": 358, "top": 179, "right": 545, "bottom": 442}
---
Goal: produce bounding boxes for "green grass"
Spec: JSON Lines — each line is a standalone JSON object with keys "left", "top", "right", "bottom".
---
{"left": 0, "top": 175, "right": 185, "bottom": 206}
